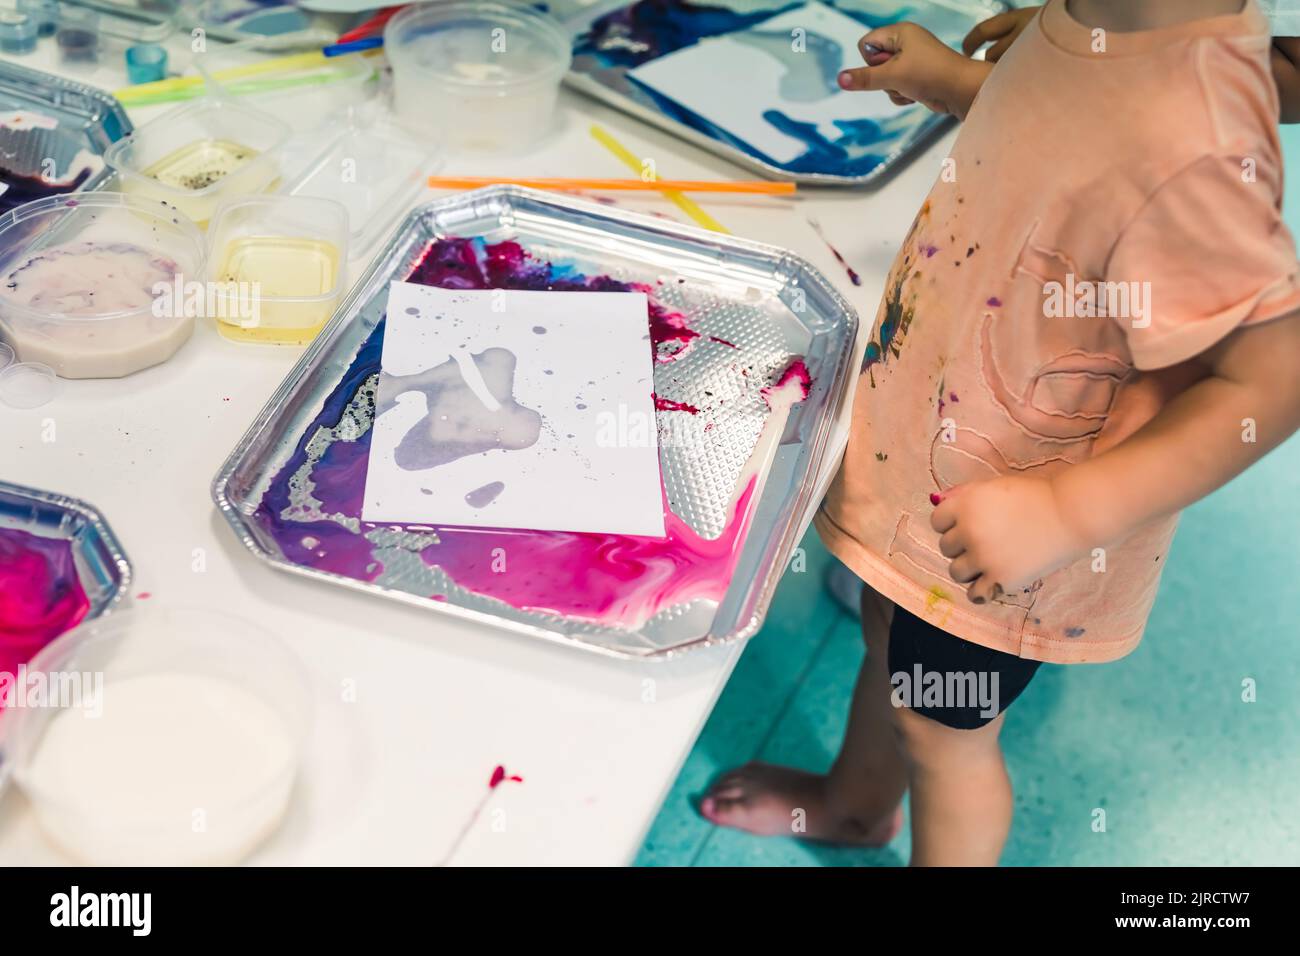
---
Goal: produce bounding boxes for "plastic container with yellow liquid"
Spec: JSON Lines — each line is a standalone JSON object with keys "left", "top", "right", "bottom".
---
{"left": 205, "top": 195, "right": 347, "bottom": 345}
{"left": 104, "top": 98, "right": 289, "bottom": 226}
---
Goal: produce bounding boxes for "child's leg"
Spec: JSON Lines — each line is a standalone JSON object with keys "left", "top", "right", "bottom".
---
{"left": 698, "top": 586, "right": 905, "bottom": 844}
{"left": 895, "top": 707, "right": 1012, "bottom": 865}
{"left": 886, "top": 606, "right": 1040, "bottom": 865}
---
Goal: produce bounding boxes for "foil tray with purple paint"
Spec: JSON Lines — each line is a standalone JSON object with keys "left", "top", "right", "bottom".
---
{"left": 212, "top": 186, "right": 858, "bottom": 660}
{"left": 560, "top": 0, "right": 1004, "bottom": 185}
{"left": 0, "top": 61, "right": 132, "bottom": 214}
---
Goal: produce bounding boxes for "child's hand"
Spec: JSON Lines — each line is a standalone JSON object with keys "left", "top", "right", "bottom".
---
{"left": 961, "top": 7, "right": 1041, "bottom": 63}
{"left": 930, "top": 476, "right": 1089, "bottom": 604}
{"left": 838, "top": 23, "right": 991, "bottom": 119}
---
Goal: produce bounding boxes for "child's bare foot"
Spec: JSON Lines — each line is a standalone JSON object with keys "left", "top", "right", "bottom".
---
{"left": 698, "top": 762, "right": 903, "bottom": 846}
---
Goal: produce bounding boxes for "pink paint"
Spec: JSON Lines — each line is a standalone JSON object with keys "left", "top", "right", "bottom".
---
{"left": 136, "top": 591, "right": 152, "bottom": 600}
{"left": 489, "top": 765, "right": 524, "bottom": 788}
{"left": 652, "top": 393, "right": 700, "bottom": 414}
{"left": 0, "top": 528, "right": 90, "bottom": 709}
{"left": 929, "top": 493, "right": 943, "bottom": 506}
{"left": 761, "top": 359, "right": 811, "bottom": 407}
{"left": 708, "top": 336, "right": 738, "bottom": 349}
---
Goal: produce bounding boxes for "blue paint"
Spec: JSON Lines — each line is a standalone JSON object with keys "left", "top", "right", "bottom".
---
{"left": 575, "top": 0, "right": 933, "bottom": 178}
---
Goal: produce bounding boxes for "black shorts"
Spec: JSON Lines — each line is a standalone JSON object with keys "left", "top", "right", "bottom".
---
{"left": 887, "top": 605, "right": 1042, "bottom": 730}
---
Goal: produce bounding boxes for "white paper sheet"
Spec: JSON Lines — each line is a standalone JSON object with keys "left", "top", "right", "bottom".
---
{"left": 361, "top": 283, "right": 666, "bottom": 537}
{"left": 628, "top": 1, "right": 899, "bottom": 165}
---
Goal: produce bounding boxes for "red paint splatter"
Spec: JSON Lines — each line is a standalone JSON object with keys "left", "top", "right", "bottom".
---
{"left": 929, "top": 493, "right": 943, "bottom": 506}
{"left": 653, "top": 393, "right": 700, "bottom": 414}
{"left": 489, "top": 764, "right": 524, "bottom": 789}
{"left": 708, "top": 336, "right": 738, "bottom": 349}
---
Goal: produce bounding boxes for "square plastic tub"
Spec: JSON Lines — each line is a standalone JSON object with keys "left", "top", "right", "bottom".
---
{"left": 0, "top": 192, "right": 206, "bottom": 379}
{"left": 282, "top": 120, "right": 437, "bottom": 256}
{"left": 384, "top": 0, "right": 571, "bottom": 152}
{"left": 205, "top": 194, "right": 348, "bottom": 345}
{"left": 104, "top": 97, "right": 290, "bottom": 226}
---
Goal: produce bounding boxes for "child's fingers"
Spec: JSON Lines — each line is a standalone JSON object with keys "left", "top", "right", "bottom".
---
{"left": 966, "top": 575, "right": 1002, "bottom": 605}
{"left": 886, "top": 91, "right": 914, "bottom": 106}
{"left": 960, "top": 12, "right": 1017, "bottom": 57}
{"left": 938, "top": 528, "right": 965, "bottom": 559}
{"left": 838, "top": 61, "right": 901, "bottom": 92}
{"left": 929, "top": 486, "right": 962, "bottom": 532}
{"left": 984, "top": 35, "right": 1017, "bottom": 63}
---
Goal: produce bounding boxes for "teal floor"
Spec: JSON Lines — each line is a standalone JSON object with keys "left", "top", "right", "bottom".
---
{"left": 633, "top": 128, "right": 1300, "bottom": 867}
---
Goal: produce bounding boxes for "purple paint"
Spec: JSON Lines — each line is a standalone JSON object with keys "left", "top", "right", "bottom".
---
{"left": 464, "top": 481, "right": 505, "bottom": 508}
{"left": 378, "top": 347, "right": 542, "bottom": 471}
{"left": 986, "top": 296, "right": 1001, "bottom": 307}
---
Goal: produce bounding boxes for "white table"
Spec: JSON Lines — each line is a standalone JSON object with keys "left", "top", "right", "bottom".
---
{"left": 0, "top": 34, "right": 949, "bottom": 864}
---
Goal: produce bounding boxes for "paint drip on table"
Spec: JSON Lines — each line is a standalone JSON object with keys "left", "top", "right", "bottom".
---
{"left": 0, "top": 527, "right": 90, "bottom": 708}
{"left": 253, "top": 236, "right": 813, "bottom": 630}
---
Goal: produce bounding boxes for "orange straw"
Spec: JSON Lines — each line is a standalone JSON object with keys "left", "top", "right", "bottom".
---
{"left": 426, "top": 176, "right": 796, "bottom": 195}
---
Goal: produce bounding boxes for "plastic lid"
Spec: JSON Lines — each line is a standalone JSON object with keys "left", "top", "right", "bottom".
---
{"left": 283, "top": 122, "right": 440, "bottom": 256}
{"left": 0, "top": 361, "right": 59, "bottom": 409}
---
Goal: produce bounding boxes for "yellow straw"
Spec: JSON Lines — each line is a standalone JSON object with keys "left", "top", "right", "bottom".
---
{"left": 588, "top": 124, "right": 729, "bottom": 234}
{"left": 114, "top": 51, "right": 329, "bottom": 101}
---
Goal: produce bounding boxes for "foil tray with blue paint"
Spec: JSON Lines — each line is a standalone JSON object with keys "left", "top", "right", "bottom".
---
{"left": 0, "top": 60, "right": 133, "bottom": 213}
{"left": 212, "top": 186, "right": 859, "bottom": 660}
{"left": 564, "top": 0, "right": 1004, "bottom": 185}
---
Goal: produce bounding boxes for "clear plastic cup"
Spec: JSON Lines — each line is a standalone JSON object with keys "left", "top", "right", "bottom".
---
{"left": 104, "top": 97, "right": 290, "bottom": 226}
{"left": 2, "top": 606, "right": 312, "bottom": 866}
{"left": 205, "top": 195, "right": 349, "bottom": 345}
{"left": 0, "top": 193, "right": 206, "bottom": 379}
{"left": 384, "top": 0, "right": 571, "bottom": 153}
{"left": 0, "top": 341, "right": 13, "bottom": 371}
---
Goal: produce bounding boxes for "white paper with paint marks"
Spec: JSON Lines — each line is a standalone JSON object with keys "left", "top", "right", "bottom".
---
{"left": 361, "top": 282, "right": 666, "bottom": 537}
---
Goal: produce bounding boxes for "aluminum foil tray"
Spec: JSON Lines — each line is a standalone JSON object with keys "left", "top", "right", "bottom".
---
{"left": 562, "top": 0, "right": 1004, "bottom": 186}
{"left": 0, "top": 60, "right": 132, "bottom": 207}
{"left": 213, "top": 187, "right": 858, "bottom": 660}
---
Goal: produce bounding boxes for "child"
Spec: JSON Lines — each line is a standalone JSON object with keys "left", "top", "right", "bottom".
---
{"left": 966, "top": 2, "right": 1300, "bottom": 121}
{"left": 700, "top": 0, "right": 1300, "bottom": 865}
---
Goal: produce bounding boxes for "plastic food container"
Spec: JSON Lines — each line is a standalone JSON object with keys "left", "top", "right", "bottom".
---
{"left": 385, "top": 0, "right": 571, "bottom": 152}
{"left": 104, "top": 97, "right": 290, "bottom": 226}
{"left": 2, "top": 606, "right": 311, "bottom": 866}
{"left": 0, "top": 193, "right": 206, "bottom": 379}
{"left": 206, "top": 194, "right": 348, "bottom": 345}
{"left": 283, "top": 120, "right": 437, "bottom": 256}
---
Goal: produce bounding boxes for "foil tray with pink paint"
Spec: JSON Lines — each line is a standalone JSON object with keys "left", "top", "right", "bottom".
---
{"left": 0, "top": 479, "right": 133, "bottom": 784}
{"left": 212, "top": 187, "right": 858, "bottom": 659}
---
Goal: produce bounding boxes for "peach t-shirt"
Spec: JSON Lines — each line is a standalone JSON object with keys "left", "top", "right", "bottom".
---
{"left": 816, "top": 0, "right": 1300, "bottom": 663}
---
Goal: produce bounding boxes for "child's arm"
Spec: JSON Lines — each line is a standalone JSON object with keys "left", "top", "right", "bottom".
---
{"left": 931, "top": 311, "right": 1300, "bottom": 604}
{"left": 838, "top": 23, "right": 992, "bottom": 119}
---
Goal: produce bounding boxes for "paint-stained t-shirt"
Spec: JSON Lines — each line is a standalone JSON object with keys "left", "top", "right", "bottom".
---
{"left": 816, "top": 0, "right": 1300, "bottom": 663}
